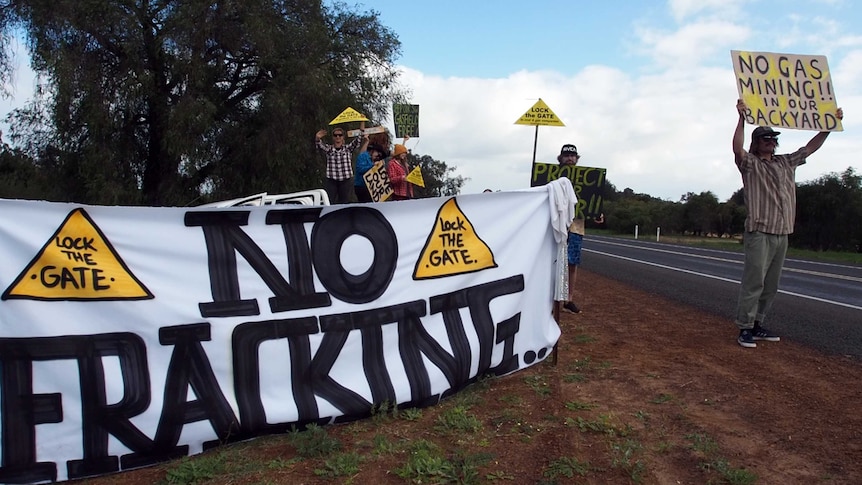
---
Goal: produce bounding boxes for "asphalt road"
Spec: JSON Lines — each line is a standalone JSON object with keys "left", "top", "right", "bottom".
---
{"left": 580, "top": 235, "right": 862, "bottom": 359}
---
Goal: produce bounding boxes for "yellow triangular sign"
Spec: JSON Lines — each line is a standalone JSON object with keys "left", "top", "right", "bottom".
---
{"left": 406, "top": 166, "right": 425, "bottom": 188}
{"left": 2, "top": 208, "right": 154, "bottom": 301}
{"left": 413, "top": 198, "right": 497, "bottom": 280}
{"left": 329, "top": 107, "right": 369, "bottom": 125}
{"left": 514, "top": 98, "right": 565, "bottom": 127}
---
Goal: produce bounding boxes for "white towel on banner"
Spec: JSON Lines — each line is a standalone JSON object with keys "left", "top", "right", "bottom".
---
{"left": 545, "top": 178, "right": 577, "bottom": 301}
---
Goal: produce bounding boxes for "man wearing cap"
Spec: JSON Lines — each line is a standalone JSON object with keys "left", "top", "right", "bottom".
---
{"left": 732, "top": 98, "right": 844, "bottom": 348}
{"left": 558, "top": 143, "right": 584, "bottom": 314}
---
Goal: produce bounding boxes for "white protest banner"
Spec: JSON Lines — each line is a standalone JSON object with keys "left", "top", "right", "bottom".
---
{"left": 731, "top": 50, "right": 843, "bottom": 132}
{"left": 0, "top": 185, "right": 568, "bottom": 483}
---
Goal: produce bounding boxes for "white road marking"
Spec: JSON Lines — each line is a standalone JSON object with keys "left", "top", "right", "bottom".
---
{"left": 590, "top": 239, "right": 862, "bottom": 283}
{"left": 586, "top": 249, "right": 862, "bottom": 311}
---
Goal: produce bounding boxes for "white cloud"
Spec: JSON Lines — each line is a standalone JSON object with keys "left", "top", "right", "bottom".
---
{"left": 668, "top": 0, "right": 745, "bottom": 22}
{"left": 634, "top": 21, "right": 750, "bottom": 68}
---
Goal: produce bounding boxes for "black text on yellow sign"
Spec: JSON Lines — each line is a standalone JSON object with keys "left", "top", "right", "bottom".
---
{"left": 514, "top": 98, "right": 565, "bottom": 127}
{"left": 414, "top": 198, "right": 497, "bottom": 279}
{"left": 2, "top": 208, "right": 153, "bottom": 301}
{"left": 364, "top": 163, "right": 393, "bottom": 202}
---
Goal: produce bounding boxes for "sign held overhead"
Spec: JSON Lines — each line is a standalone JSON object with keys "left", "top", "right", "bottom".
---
{"left": 515, "top": 98, "right": 565, "bottom": 127}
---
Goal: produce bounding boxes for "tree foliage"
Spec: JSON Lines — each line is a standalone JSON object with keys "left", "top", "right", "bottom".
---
{"left": 408, "top": 152, "right": 465, "bottom": 198}
{"left": 598, "top": 167, "right": 862, "bottom": 253}
{"left": 794, "top": 167, "right": 862, "bottom": 252}
{"left": 0, "top": 0, "right": 408, "bottom": 205}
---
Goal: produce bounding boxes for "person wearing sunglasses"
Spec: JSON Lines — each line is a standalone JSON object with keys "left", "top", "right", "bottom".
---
{"left": 315, "top": 126, "right": 368, "bottom": 204}
{"left": 732, "top": 98, "right": 844, "bottom": 348}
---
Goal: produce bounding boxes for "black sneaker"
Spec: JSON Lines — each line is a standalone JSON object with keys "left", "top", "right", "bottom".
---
{"left": 752, "top": 324, "right": 780, "bottom": 342}
{"left": 563, "top": 301, "right": 581, "bottom": 314}
{"left": 737, "top": 329, "right": 756, "bottom": 348}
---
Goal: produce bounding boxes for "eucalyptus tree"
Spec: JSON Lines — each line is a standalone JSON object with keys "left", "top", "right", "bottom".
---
{"left": 1, "top": 0, "right": 403, "bottom": 205}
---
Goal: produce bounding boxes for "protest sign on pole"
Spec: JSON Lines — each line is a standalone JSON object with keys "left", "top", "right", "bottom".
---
{"left": 514, "top": 98, "right": 565, "bottom": 165}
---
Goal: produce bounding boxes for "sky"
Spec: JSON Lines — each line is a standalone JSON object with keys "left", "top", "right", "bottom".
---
{"left": 2, "top": 0, "right": 861, "bottom": 201}
{"left": 359, "top": 0, "right": 862, "bottom": 200}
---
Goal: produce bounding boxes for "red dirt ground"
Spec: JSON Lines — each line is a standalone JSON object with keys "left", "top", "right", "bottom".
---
{"left": 75, "top": 270, "right": 862, "bottom": 484}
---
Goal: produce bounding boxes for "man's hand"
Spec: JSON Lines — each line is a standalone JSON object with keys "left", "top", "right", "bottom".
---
{"left": 836, "top": 107, "right": 844, "bottom": 121}
{"left": 315, "top": 129, "right": 327, "bottom": 140}
{"left": 736, "top": 99, "right": 747, "bottom": 118}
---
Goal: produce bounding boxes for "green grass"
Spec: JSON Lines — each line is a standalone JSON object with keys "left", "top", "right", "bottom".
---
{"left": 435, "top": 405, "right": 483, "bottom": 434}
{"left": 542, "top": 456, "right": 591, "bottom": 479}
{"left": 286, "top": 423, "right": 342, "bottom": 458}
{"left": 393, "top": 440, "right": 493, "bottom": 485}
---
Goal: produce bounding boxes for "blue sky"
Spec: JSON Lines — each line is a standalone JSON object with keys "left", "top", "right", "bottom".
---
{"left": 354, "top": 0, "right": 862, "bottom": 199}
{"left": 3, "top": 0, "right": 862, "bottom": 201}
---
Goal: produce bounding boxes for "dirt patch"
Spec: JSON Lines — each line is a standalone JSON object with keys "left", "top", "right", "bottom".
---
{"left": 75, "top": 270, "right": 862, "bottom": 484}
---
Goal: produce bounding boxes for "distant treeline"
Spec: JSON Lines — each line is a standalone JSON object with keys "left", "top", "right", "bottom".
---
{"left": 593, "top": 167, "right": 862, "bottom": 253}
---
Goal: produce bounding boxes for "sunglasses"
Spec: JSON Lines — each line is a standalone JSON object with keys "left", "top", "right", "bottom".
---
{"left": 761, "top": 137, "right": 778, "bottom": 143}
{"left": 333, "top": 133, "right": 344, "bottom": 137}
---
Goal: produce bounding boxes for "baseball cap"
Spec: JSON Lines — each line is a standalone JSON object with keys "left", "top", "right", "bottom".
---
{"left": 559, "top": 144, "right": 579, "bottom": 156}
{"left": 752, "top": 126, "right": 781, "bottom": 139}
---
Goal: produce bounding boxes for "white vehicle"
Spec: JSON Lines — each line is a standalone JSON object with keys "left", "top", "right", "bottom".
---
{"left": 198, "top": 189, "right": 330, "bottom": 208}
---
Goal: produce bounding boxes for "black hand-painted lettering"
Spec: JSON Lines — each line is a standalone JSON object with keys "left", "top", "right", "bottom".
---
{"left": 321, "top": 301, "right": 427, "bottom": 406}
{"left": 0, "top": 333, "right": 152, "bottom": 482}
{"left": 232, "top": 317, "right": 320, "bottom": 434}
{"left": 122, "top": 323, "right": 239, "bottom": 469}
{"left": 266, "top": 209, "right": 331, "bottom": 312}
{"left": 311, "top": 207, "right": 397, "bottom": 304}
{"left": 185, "top": 210, "right": 327, "bottom": 317}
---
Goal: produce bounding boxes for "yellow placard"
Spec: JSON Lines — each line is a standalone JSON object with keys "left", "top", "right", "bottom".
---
{"left": 514, "top": 98, "right": 565, "bottom": 127}
{"left": 406, "top": 166, "right": 425, "bottom": 188}
{"left": 413, "top": 198, "right": 497, "bottom": 279}
{"left": 364, "top": 163, "right": 392, "bottom": 202}
{"left": 329, "top": 107, "right": 369, "bottom": 125}
{"left": 731, "top": 50, "right": 842, "bottom": 132}
{"left": 3, "top": 208, "right": 153, "bottom": 301}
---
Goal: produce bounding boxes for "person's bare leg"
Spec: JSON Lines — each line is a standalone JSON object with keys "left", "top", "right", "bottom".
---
{"left": 564, "top": 265, "right": 580, "bottom": 313}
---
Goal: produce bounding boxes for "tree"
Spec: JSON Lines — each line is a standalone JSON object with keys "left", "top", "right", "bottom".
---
{"left": 1, "top": 0, "right": 404, "bottom": 206}
{"left": 794, "top": 167, "right": 862, "bottom": 252}
{"left": 408, "top": 152, "right": 465, "bottom": 198}
{"left": 680, "top": 191, "right": 719, "bottom": 236}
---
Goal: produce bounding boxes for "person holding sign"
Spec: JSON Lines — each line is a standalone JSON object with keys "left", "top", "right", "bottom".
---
{"left": 354, "top": 138, "right": 388, "bottom": 203}
{"left": 559, "top": 143, "right": 584, "bottom": 314}
{"left": 315, "top": 126, "right": 368, "bottom": 204}
{"left": 387, "top": 141, "right": 413, "bottom": 201}
{"left": 732, "top": 99, "right": 844, "bottom": 348}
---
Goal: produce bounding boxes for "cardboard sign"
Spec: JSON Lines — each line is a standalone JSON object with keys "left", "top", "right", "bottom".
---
{"left": 363, "top": 162, "right": 393, "bottom": 202}
{"left": 731, "top": 50, "right": 842, "bottom": 132}
{"left": 393, "top": 104, "right": 420, "bottom": 138}
{"left": 347, "top": 125, "right": 387, "bottom": 138}
{"left": 530, "top": 162, "right": 606, "bottom": 218}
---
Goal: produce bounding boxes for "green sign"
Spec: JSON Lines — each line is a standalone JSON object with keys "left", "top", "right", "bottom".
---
{"left": 530, "top": 162, "right": 607, "bottom": 219}
{"left": 393, "top": 104, "right": 419, "bottom": 138}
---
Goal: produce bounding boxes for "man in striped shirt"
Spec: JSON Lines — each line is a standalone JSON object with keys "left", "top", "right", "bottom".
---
{"left": 732, "top": 99, "right": 844, "bottom": 348}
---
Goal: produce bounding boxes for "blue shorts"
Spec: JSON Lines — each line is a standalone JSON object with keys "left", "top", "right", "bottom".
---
{"left": 567, "top": 233, "right": 583, "bottom": 266}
